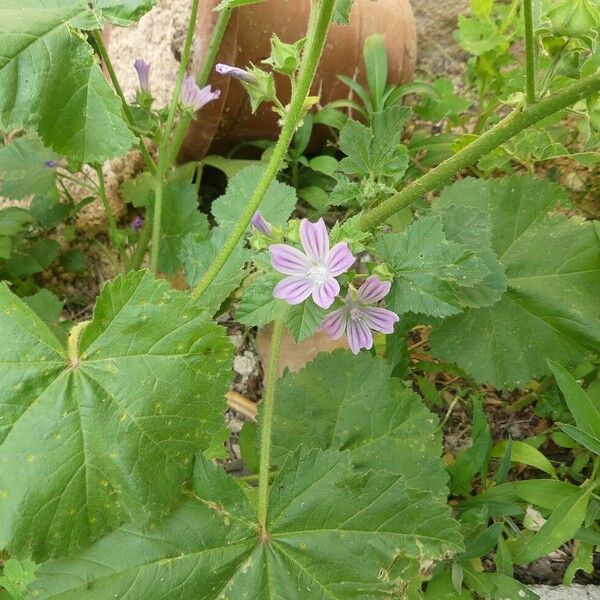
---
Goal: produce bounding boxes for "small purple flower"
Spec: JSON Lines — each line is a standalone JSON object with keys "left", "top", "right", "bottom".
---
{"left": 44, "top": 160, "right": 59, "bottom": 169}
{"left": 215, "top": 63, "right": 257, "bottom": 84}
{"left": 252, "top": 211, "right": 273, "bottom": 237}
{"left": 321, "top": 275, "right": 399, "bottom": 354}
{"left": 180, "top": 75, "right": 221, "bottom": 111}
{"left": 269, "top": 218, "right": 354, "bottom": 309}
{"left": 132, "top": 216, "right": 143, "bottom": 232}
{"left": 134, "top": 59, "right": 151, "bottom": 92}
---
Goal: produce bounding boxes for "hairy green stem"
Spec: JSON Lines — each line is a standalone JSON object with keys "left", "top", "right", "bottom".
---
{"left": 257, "top": 320, "right": 284, "bottom": 532}
{"left": 149, "top": 0, "right": 201, "bottom": 274}
{"left": 92, "top": 30, "right": 157, "bottom": 175}
{"left": 94, "top": 165, "right": 120, "bottom": 249}
{"left": 359, "top": 73, "right": 600, "bottom": 230}
{"left": 191, "top": 0, "right": 336, "bottom": 302}
{"left": 168, "top": 7, "right": 233, "bottom": 165}
{"left": 523, "top": 0, "right": 537, "bottom": 103}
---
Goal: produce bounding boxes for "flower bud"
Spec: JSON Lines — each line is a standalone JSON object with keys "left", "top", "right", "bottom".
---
{"left": 251, "top": 211, "right": 274, "bottom": 237}
{"left": 548, "top": 0, "right": 600, "bottom": 38}
{"left": 134, "top": 59, "right": 151, "bottom": 92}
{"left": 215, "top": 64, "right": 257, "bottom": 84}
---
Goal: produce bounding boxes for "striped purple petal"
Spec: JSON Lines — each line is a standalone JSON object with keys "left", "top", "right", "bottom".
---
{"left": 215, "top": 63, "right": 257, "bottom": 84}
{"left": 347, "top": 319, "right": 373, "bottom": 354}
{"left": 312, "top": 277, "right": 340, "bottom": 309}
{"left": 357, "top": 275, "right": 392, "bottom": 304}
{"left": 252, "top": 211, "right": 273, "bottom": 237}
{"left": 321, "top": 308, "right": 347, "bottom": 340}
{"left": 269, "top": 244, "right": 311, "bottom": 275}
{"left": 362, "top": 307, "right": 399, "bottom": 334}
{"left": 327, "top": 242, "right": 355, "bottom": 277}
{"left": 273, "top": 276, "right": 313, "bottom": 304}
{"left": 300, "top": 218, "right": 329, "bottom": 262}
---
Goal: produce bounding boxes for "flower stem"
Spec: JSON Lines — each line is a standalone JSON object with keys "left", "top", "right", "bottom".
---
{"left": 191, "top": 0, "right": 336, "bottom": 303}
{"left": 168, "top": 7, "right": 233, "bottom": 165}
{"left": 92, "top": 30, "right": 156, "bottom": 175}
{"left": 149, "top": 0, "right": 201, "bottom": 274}
{"left": 257, "top": 319, "right": 284, "bottom": 532}
{"left": 359, "top": 72, "right": 600, "bottom": 231}
{"left": 94, "top": 165, "right": 119, "bottom": 247}
{"left": 523, "top": 0, "right": 537, "bottom": 104}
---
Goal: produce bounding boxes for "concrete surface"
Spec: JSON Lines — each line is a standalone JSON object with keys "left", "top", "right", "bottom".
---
{"left": 530, "top": 584, "right": 600, "bottom": 599}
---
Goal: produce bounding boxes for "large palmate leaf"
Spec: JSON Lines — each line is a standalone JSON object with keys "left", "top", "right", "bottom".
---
{"left": 377, "top": 216, "right": 490, "bottom": 318}
{"left": 269, "top": 351, "right": 448, "bottom": 494}
{"left": 30, "top": 448, "right": 463, "bottom": 598}
{"left": 211, "top": 165, "right": 297, "bottom": 233}
{"left": 0, "top": 271, "right": 232, "bottom": 560}
{"left": 0, "top": 0, "right": 154, "bottom": 161}
{"left": 430, "top": 176, "right": 600, "bottom": 389}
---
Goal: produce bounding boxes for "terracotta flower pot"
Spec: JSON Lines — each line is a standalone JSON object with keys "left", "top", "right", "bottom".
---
{"left": 180, "top": 0, "right": 417, "bottom": 161}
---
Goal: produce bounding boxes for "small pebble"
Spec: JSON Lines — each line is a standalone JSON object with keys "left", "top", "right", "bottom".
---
{"left": 234, "top": 355, "right": 255, "bottom": 377}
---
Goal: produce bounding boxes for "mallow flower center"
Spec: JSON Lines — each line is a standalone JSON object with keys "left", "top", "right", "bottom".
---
{"left": 309, "top": 262, "right": 330, "bottom": 284}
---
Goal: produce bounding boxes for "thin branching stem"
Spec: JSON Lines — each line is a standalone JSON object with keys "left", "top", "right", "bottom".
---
{"left": 149, "top": 0, "right": 201, "bottom": 274}
{"left": 257, "top": 320, "right": 284, "bottom": 532}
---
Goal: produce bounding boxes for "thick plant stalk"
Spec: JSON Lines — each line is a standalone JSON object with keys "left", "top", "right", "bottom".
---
{"left": 168, "top": 7, "right": 233, "bottom": 165}
{"left": 523, "top": 0, "right": 537, "bottom": 103}
{"left": 191, "top": 0, "right": 337, "bottom": 303}
{"left": 149, "top": 0, "right": 201, "bottom": 274}
{"left": 257, "top": 319, "right": 284, "bottom": 533}
{"left": 359, "top": 73, "right": 600, "bottom": 231}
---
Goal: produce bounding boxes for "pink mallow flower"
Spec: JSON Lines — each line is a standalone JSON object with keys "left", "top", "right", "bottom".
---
{"left": 269, "top": 218, "right": 354, "bottom": 309}
{"left": 180, "top": 75, "right": 220, "bottom": 111}
{"left": 321, "top": 275, "right": 399, "bottom": 354}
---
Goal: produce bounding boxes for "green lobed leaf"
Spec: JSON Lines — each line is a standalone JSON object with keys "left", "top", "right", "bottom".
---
{"left": 430, "top": 176, "right": 600, "bottom": 390}
{"left": 182, "top": 229, "right": 251, "bottom": 316}
{"left": 0, "top": 558, "right": 36, "bottom": 600}
{"left": 268, "top": 350, "right": 449, "bottom": 494}
{"left": 22, "top": 289, "right": 69, "bottom": 344}
{"left": 0, "top": 271, "right": 233, "bottom": 560}
{"left": 37, "top": 38, "right": 136, "bottom": 163}
{"left": 0, "top": 135, "right": 58, "bottom": 200}
{"left": 377, "top": 216, "right": 490, "bottom": 318}
{"left": 30, "top": 447, "right": 463, "bottom": 598}
{"left": 157, "top": 182, "right": 209, "bottom": 275}
{"left": 211, "top": 165, "right": 297, "bottom": 233}
{"left": 337, "top": 106, "right": 411, "bottom": 184}
{"left": 285, "top": 300, "right": 327, "bottom": 342}
{"left": 237, "top": 273, "right": 288, "bottom": 328}
{"left": 0, "top": 208, "right": 33, "bottom": 236}
{"left": 0, "top": 1, "right": 153, "bottom": 160}
{"left": 432, "top": 204, "right": 507, "bottom": 308}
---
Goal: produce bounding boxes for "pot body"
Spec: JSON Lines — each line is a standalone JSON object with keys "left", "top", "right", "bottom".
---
{"left": 181, "top": 0, "right": 416, "bottom": 161}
